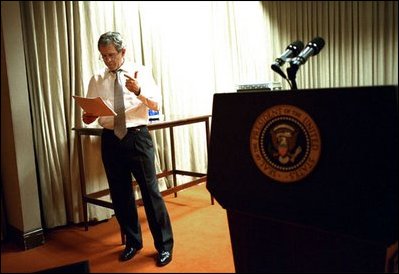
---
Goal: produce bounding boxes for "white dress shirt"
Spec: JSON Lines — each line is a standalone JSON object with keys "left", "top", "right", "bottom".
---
{"left": 86, "top": 61, "right": 161, "bottom": 129}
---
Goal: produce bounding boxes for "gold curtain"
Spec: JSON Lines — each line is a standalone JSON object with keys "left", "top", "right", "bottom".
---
{"left": 263, "top": 1, "right": 398, "bottom": 89}
{"left": 19, "top": 1, "right": 398, "bottom": 228}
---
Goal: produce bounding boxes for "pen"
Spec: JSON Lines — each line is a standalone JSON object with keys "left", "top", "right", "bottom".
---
{"left": 124, "top": 71, "right": 138, "bottom": 80}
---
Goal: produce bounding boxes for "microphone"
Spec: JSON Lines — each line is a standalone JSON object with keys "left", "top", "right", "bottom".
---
{"left": 290, "top": 37, "right": 325, "bottom": 67}
{"left": 287, "top": 37, "right": 325, "bottom": 84}
{"left": 271, "top": 40, "right": 304, "bottom": 79}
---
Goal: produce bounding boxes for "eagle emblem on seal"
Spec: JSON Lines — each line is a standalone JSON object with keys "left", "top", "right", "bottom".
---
{"left": 271, "top": 124, "right": 302, "bottom": 164}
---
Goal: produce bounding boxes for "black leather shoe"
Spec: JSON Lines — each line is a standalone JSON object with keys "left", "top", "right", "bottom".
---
{"left": 156, "top": 250, "right": 172, "bottom": 267}
{"left": 119, "top": 246, "right": 142, "bottom": 262}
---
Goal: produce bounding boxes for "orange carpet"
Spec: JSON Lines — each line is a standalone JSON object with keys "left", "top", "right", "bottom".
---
{"left": 1, "top": 183, "right": 235, "bottom": 273}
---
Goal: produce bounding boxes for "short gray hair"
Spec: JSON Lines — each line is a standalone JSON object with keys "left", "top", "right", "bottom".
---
{"left": 98, "top": 31, "right": 125, "bottom": 52}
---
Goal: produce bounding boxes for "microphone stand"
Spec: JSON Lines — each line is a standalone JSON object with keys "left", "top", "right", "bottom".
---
{"left": 286, "top": 66, "right": 298, "bottom": 90}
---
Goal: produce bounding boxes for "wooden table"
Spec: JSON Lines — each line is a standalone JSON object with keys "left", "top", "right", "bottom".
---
{"left": 73, "top": 115, "right": 213, "bottom": 234}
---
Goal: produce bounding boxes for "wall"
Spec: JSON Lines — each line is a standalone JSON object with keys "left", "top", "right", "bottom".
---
{"left": 1, "top": 1, "right": 43, "bottom": 250}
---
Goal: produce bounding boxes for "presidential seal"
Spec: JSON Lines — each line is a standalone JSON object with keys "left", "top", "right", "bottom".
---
{"left": 250, "top": 105, "right": 321, "bottom": 183}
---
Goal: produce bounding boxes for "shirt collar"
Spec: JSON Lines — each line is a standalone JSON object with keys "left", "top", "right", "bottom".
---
{"left": 106, "top": 59, "right": 129, "bottom": 76}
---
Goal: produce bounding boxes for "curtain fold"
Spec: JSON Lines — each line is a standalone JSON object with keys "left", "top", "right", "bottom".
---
{"left": 20, "top": 1, "right": 398, "bottom": 228}
{"left": 22, "top": 1, "right": 70, "bottom": 227}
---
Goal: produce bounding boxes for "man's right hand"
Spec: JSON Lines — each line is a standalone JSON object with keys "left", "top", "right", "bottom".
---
{"left": 83, "top": 113, "right": 98, "bottom": 124}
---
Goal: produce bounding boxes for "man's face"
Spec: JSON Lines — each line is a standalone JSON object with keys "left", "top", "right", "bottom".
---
{"left": 99, "top": 44, "right": 125, "bottom": 72}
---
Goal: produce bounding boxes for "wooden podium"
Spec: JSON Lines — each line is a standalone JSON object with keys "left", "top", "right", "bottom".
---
{"left": 207, "top": 86, "right": 398, "bottom": 272}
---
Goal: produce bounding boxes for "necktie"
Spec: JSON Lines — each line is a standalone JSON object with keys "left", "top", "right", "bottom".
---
{"left": 113, "top": 70, "right": 127, "bottom": 139}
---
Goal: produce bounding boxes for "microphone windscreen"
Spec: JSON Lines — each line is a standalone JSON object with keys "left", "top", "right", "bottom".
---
{"left": 288, "top": 40, "right": 305, "bottom": 56}
{"left": 309, "top": 37, "right": 325, "bottom": 55}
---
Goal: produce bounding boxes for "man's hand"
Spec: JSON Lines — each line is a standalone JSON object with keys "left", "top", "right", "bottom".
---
{"left": 83, "top": 113, "right": 98, "bottom": 124}
{"left": 124, "top": 72, "right": 141, "bottom": 96}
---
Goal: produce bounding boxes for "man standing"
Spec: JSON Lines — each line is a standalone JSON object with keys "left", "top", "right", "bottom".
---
{"left": 82, "top": 31, "right": 173, "bottom": 267}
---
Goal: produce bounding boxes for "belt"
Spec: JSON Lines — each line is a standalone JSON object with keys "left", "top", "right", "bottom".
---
{"left": 103, "top": 125, "right": 147, "bottom": 133}
{"left": 127, "top": 125, "right": 147, "bottom": 132}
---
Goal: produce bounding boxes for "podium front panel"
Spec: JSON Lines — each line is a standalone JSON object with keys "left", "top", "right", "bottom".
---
{"left": 207, "top": 85, "right": 398, "bottom": 244}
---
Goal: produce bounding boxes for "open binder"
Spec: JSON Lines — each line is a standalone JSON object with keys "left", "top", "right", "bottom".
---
{"left": 73, "top": 95, "right": 116, "bottom": 116}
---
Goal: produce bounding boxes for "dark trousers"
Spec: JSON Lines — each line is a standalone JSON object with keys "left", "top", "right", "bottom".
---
{"left": 101, "top": 126, "right": 174, "bottom": 252}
